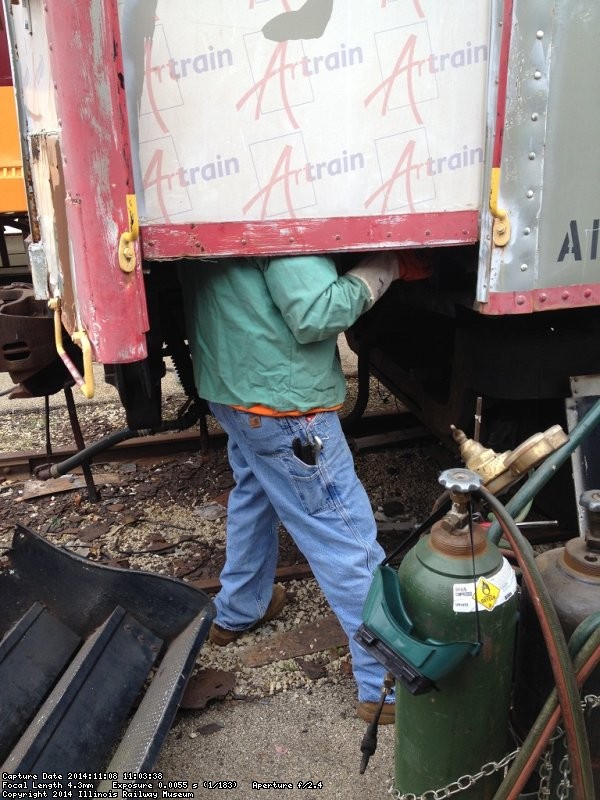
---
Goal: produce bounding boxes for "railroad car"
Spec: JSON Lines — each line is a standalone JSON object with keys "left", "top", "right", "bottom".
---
{"left": 2, "top": 0, "right": 599, "bottom": 521}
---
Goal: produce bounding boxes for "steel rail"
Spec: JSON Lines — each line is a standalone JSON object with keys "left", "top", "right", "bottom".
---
{"left": 0, "top": 410, "right": 424, "bottom": 480}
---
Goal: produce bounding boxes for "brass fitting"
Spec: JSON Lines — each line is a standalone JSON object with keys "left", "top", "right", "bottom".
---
{"left": 451, "top": 424, "right": 569, "bottom": 496}
{"left": 451, "top": 426, "right": 513, "bottom": 495}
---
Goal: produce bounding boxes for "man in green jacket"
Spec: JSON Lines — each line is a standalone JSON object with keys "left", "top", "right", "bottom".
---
{"left": 181, "top": 250, "right": 426, "bottom": 723}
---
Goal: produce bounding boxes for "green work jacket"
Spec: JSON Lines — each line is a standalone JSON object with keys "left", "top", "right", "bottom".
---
{"left": 179, "top": 255, "right": 371, "bottom": 413}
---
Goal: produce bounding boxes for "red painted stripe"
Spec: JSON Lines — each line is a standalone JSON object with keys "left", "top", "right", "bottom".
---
{"left": 141, "top": 211, "right": 479, "bottom": 259}
{"left": 481, "top": 284, "right": 600, "bottom": 315}
{"left": 0, "top": 4, "right": 12, "bottom": 87}
{"left": 492, "top": 0, "right": 514, "bottom": 167}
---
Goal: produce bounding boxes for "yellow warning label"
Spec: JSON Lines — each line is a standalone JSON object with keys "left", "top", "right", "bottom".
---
{"left": 475, "top": 577, "right": 501, "bottom": 610}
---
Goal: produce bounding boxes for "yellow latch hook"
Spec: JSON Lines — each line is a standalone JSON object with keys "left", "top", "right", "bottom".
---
{"left": 490, "top": 167, "right": 511, "bottom": 247}
{"left": 118, "top": 194, "right": 140, "bottom": 273}
{"left": 48, "top": 298, "right": 95, "bottom": 399}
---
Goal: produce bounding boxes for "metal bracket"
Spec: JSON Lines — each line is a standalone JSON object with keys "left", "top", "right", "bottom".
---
{"left": 566, "top": 374, "right": 600, "bottom": 540}
{"left": 118, "top": 194, "right": 139, "bottom": 273}
{"left": 489, "top": 167, "right": 511, "bottom": 246}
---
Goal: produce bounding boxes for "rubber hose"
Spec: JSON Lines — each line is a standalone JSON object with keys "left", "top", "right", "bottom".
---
{"left": 488, "top": 397, "right": 600, "bottom": 545}
{"left": 39, "top": 404, "right": 202, "bottom": 479}
{"left": 340, "top": 341, "right": 371, "bottom": 431}
{"left": 492, "top": 619, "right": 600, "bottom": 800}
{"left": 479, "top": 486, "right": 595, "bottom": 799}
{"left": 41, "top": 428, "right": 140, "bottom": 479}
{"left": 569, "top": 611, "right": 600, "bottom": 658}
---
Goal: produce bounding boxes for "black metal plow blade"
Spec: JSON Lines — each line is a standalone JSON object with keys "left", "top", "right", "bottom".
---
{"left": 0, "top": 524, "right": 215, "bottom": 793}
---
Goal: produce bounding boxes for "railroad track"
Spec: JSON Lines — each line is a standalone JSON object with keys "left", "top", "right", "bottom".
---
{"left": 0, "top": 410, "right": 571, "bottom": 547}
{"left": 0, "top": 410, "right": 432, "bottom": 481}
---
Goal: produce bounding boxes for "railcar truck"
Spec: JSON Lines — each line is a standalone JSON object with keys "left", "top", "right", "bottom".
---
{"left": 2, "top": 0, "right": 599, "bottom": 518}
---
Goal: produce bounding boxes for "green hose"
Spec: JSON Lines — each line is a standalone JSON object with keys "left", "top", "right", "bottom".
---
{"left": 492, "top": 616, "right": 600, "bottom": 800}
{"left": 488, "top": 398, "right": 600, "bottom": 545}
{"left": 480, "top": 486, "right": 595, "bottom": 799}
{"left": 569, "top": 612, "right": 600, "bottom": 658}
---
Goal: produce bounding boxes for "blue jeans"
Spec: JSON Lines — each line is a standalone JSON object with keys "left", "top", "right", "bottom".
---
{"left": 209, "top": 402, "right": 391, "bottom": 703}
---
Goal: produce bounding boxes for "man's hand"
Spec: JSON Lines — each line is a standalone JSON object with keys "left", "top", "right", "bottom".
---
{"left": 396, "top": 250, "right": 433, "bottom": 281}
{"left": 346, "top": 250, "right": 432, "bottom": 308}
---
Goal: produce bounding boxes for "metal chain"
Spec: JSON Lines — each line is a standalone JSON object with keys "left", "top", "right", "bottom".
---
{"left": 537, "top": 735, "right": 555, "bottom": 800}
{"left": 582, "top": 693, "right": 600, "bottom": 713}
{"left": 386, "top": 696, "right": 599, "bottom": 800}
{"left": 556, "top": 753, "right": 572, "bottom": 800}
{"left": 536, "top": 695, "right": 600, "bottom": 800}
{"left": 386, "top": 749, "right": 519, "bottom": 800}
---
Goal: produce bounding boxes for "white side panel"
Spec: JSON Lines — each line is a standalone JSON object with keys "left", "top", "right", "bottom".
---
{"left": 8, "top": 0, "right": 57, "bottom": 132}
{"left": 119, "top": 1, "right": 491, "bottom": 224}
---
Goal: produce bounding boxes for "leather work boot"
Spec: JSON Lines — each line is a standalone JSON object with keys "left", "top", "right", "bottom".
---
{"left": 357, "top": 701, "right": 396, "bottom": 725}
{"left": 209, "top": 584, "right": 287, "bottom": 646}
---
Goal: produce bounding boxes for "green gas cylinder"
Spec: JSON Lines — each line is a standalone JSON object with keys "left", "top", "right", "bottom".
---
{"left": 394, "top": 489, "right": 519, "bottom": 798}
